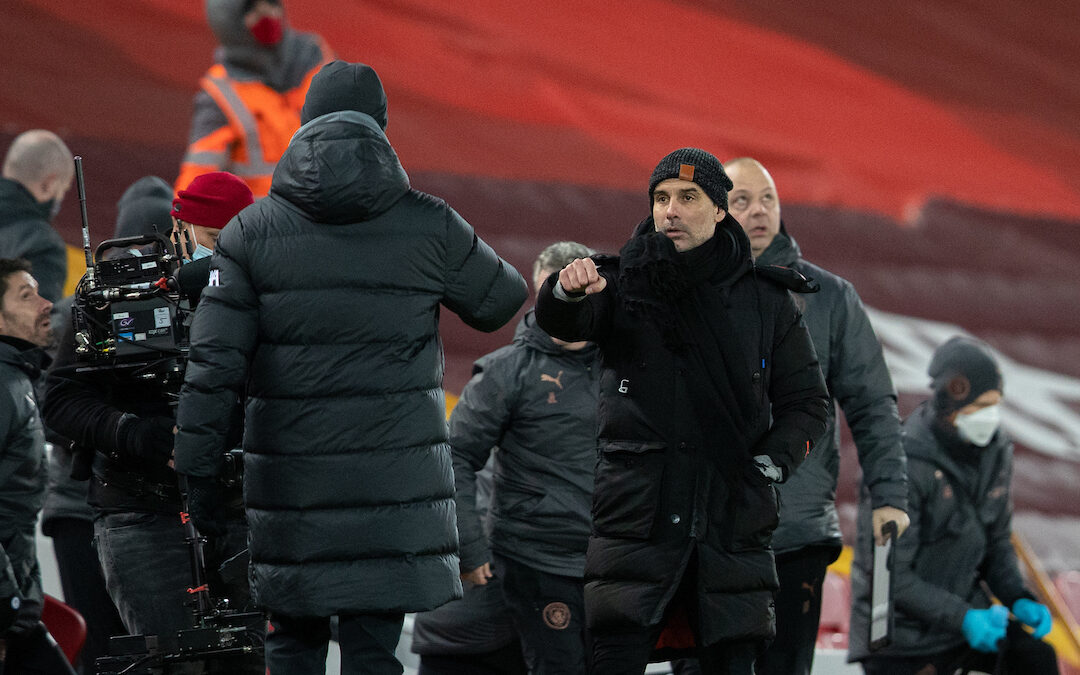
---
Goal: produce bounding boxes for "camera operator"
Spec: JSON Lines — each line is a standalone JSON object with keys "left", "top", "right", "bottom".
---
{"left": 42, "top": 172, "right": 259, "bottom": 674}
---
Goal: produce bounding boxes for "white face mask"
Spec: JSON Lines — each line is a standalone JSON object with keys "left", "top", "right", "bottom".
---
{"left": 955, "top": 404, "right": 1001, "bottom": 447}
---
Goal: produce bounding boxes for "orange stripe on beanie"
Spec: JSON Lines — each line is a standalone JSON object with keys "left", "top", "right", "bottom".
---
{"left": 172, "top": 171, "right": 254, "bottom": 229}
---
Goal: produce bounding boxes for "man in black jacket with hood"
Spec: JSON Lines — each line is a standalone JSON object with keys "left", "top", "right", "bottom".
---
{"left": 173, "top": 61, "right": 528, "bottom": 675}
{"left": 724, "top": 157, "right": 909, "bottom": 675}
{"left": 536, "top": 148, "right": 829, "bottom": 674}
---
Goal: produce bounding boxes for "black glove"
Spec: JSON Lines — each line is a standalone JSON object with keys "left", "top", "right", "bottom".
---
{"left": 184, "top": 475, "right": 228, "bottom": 538}
{"left": 113, "top": 413, "right": 175, "bottom": 465}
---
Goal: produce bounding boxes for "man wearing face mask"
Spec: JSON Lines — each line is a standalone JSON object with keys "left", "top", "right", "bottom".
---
{"left": 43, "top": 173, "right": 261, "bottom": 674}
{"left": 847, "top": 336, "right": 1058, "bottom": 674}
{"left": 0, "top": 130, "right": 73, "bottom": 303}
{"left": 176, "top": 0, "right": 333, "bottom": 198}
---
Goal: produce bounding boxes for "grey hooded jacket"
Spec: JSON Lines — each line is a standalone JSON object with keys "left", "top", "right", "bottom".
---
{"left": 452, "top": 311, "right": 600, "bottom": 579}
{"left": 848, "top": 403, "right": 1033, "bottom": 660}
{"left": 173, "top": 109, "right": 527, "bottom": 616}
{"left": 757, "top": 226, "right": 907, "bottom": 553}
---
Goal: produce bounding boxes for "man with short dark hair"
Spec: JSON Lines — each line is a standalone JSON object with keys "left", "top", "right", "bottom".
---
{"left": 0, "top": 130, "right": 73, "bottom": 303}
{"left": 536, "top": 148, "right": 829, "bottom": 674}
{"left": 0, "top": 258, "right": 75, "bottom": 674}
{"left": 724, "top": 157, "right": 909, "bottom": 675}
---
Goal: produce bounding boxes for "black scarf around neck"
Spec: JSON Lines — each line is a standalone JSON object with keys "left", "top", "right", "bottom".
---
{"left": 617, "top": 218, "right": 762, "bottom": 468}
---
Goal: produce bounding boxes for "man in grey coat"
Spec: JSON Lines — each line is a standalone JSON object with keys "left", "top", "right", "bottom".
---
{"left": 724, "top": 158, "right": 910, "bottom": 675}
{"left": 173, "top": 61, "right": 528, "bottom": 675}
{"left": 0, "top": 130, "right": 73, "bottom": 303}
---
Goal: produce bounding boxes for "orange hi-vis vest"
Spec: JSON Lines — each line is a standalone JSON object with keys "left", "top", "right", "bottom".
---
{"left": 177, "top": 55, "right": 327, "bottom": 198}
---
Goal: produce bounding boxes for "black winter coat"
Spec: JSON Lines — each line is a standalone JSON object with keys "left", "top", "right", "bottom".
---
{"left": 0, "top": 337, "right": 49, "bottom": 636}
{"left": 536, "top": 216, "right": 829, "bottom": 645}
{"left": 0, "top": 178, "right": 67, "bottom": 303}
{"left": 173, "top": 110, "right": 528, "bottom": 617}
{"left": 757, "top": 227, "right": 907, "bottom": 553}
{"left": 849, "top": 403, "right": 1033, "bottom": 661}
{"left": 452, "top": 311, "right": 600, "bottom": 578}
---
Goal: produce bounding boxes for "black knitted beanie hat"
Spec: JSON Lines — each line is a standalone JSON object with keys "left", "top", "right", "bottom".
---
{"left": 648, "top": 147, "right": 734, "bottom": 210}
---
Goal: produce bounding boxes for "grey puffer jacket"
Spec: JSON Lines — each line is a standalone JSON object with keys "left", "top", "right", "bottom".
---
{"left": 452, "top": 311, "right": 600, "bottom": 579}
{"left": 0, "top": 337, "right": 50, "bottom": 636}
{"left": 757, "top": 227, "right": 907, "bottom": 553}
{"left": 849, "top": 403, "right": 1033, "bottom": 661}
{"left": 174, "top": 109, "right": 527, "bottom": 617}
{"left": 0, "top": 178, "right": 66, "bottom": 303}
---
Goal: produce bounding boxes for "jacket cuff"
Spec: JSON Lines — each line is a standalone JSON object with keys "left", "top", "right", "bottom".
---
{"left": 553, "top": 281, "right": 588, "bottom": 303}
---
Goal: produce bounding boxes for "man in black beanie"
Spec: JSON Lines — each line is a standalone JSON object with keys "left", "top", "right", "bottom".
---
{"left": 172, "top": 60, "right": 527, "bottom": 675}
{"left": 848, "top": 336, "right": 1058, "bottom": 674}
{"left": 535, "top": 147, "right": 829, "bottom": 674}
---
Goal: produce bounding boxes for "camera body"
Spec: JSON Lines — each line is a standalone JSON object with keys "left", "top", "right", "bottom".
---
{"left": 72, "top": 233, "right": 189, "bottom": 366}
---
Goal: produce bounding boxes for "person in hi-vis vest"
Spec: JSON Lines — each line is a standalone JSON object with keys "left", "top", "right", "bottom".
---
{"left": 177, "top": 0, "right": 333, "bottom": 198}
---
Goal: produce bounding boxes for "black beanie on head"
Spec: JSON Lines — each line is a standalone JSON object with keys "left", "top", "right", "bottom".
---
{"left": 300, "top": 60, "right": 388, "bottom": 129}
{"left": 928, "top": 336, "right": 1003, "bottom": 415}
{"left": 114, "top": 176, "right": 174, "bottom": 239}
{"left": 649, "top": 147, "right": 734, "bottom": 211}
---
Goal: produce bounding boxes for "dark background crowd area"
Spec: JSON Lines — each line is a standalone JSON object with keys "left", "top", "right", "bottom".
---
{"left": 3, "top": 1, "right": 1080, "bottom": 568}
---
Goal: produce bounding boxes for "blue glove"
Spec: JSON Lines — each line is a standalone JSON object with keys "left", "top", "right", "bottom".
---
{"left": 1013, "top": 598, "right": 1053, "bottom": 639}
{"left": 962, "top": 605, "right": 1009, "bottom": 652}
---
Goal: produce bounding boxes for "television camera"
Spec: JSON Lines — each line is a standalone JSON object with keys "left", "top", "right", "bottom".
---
{"left": 67, "top": 158, "right": 263, "bottom": 673}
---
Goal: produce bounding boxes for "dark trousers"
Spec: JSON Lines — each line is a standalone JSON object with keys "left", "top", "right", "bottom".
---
{"left": 493, "top": 553, "right": 588, "bottom": 675}
{"left": 864, "top": 622, "right": 1058, "bottom": 673}
{"left": 266, "top": 613, "right": 405, "bottom": 675}
{"left": 417, "top": 640, "right": 528, "bottom": 675}
{"left": 754, "top": 544, "right": 839, "bottom": 675}
{"left": 0, "top": 622, "right": 77, "bottom": 674}
{"left": 93, "top": 510, "right": 262, "bottom": 674}
{"left": 862, "top": 622, "right": 1058, "bottom": 675}
{"left": 48, "top": 517, "right": 126, "bottom": 674}
{"left": 593, "top": 628, "right": 759, "bottom": 675}
{"left": 592, "top": 550, "right": 763, "bottom": 675}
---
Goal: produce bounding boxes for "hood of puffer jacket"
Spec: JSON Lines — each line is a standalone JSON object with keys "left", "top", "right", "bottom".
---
{"left": 270, "top": 111, "right": 409, "bottom": 224}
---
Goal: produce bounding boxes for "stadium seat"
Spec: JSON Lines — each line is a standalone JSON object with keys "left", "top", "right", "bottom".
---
{"left": 1054, "top": 570, "right": 1080, "bottom": 625}
{"left": 41, "top": 594, "right": 87, "bottom": 667}
{"left": 816, "top": 571, "right": 851, "bottom": 649}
